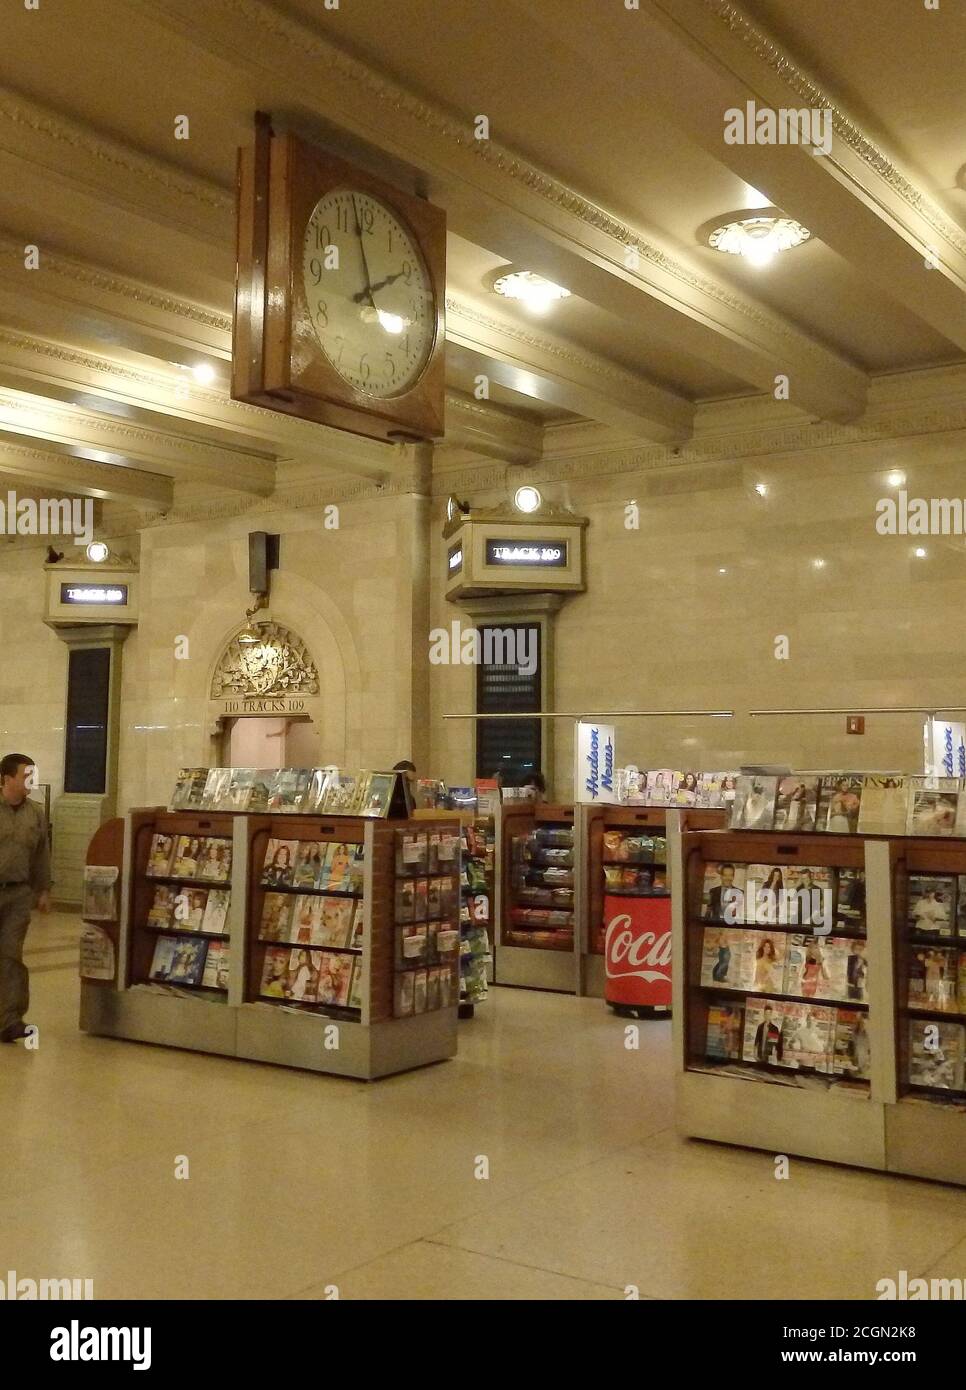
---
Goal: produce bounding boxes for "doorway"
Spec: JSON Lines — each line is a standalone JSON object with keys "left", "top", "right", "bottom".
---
{"left": 221, "top": 716, "right": 320, "bottom": 768}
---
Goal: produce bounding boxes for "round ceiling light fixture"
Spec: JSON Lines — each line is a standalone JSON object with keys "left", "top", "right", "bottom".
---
{"left": 708, "top": 215, "right": 811, "bottom": 268}
{"left": 493, "top": 270, "right": 571, "bottom": 310}
{"left": 513, "top": 485, "right": 542, "bottom": 514}
{"left": 86, "top": 541, "right": 109, "bottom": 563}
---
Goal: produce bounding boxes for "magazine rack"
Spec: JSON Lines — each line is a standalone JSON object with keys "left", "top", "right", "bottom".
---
{"left": 79, "top": 808, "right": 459, "bottom": 1080}
{"left": 496, "top": 802, "right": 576, "bottom": 991}
{"left": 671, "top": 822, "right": 966, "bottom": 1185}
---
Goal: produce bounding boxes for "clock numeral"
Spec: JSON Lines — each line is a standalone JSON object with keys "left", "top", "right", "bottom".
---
{"left": 383, "top": 352, "right": 395, "bottom": 376}
{"left": 314, "top": 222, "right": 331, "bottom": 252}
{"left": 401, "top": 260, "right": 413, "bottom": 285}
{"left": 360, "top": 354, "right": 371, "bottom": 384}
{"left": 315, "top": 300, "right": 328, "bottom": 327}
{"left": 388, "top": 228, "right": 393, "bottom": 254}
{"left": 336, "top": 204, "right": 349, "bottom": 234}
{"left": 308, "top": 257, "right": 323, "bottom": 286}
{"left": 334, "top": 336, "right": 344, "bottom": 365}
{"left": 362, "top": 206, "right": 374, "bottom": 235}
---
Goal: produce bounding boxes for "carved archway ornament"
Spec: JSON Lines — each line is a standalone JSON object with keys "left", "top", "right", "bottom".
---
{"left": 210, "top": 621, "right": 320, "bottom": 713}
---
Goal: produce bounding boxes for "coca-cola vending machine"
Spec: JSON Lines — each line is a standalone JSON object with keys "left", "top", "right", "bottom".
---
{"left": 603, "top": 893, "right": 672, "bottom": 1017}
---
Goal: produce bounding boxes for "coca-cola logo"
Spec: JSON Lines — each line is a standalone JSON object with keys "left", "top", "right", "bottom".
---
{"left": 604, "top": 914, "right": 671, "bottom": 983}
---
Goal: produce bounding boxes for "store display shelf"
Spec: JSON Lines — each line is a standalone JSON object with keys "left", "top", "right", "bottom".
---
{"left": 695, "top": 982, "right": 869, "bottom": 1011}
{"left": 608, "top": 889, "right": 670, "bottom": 899}
{"left": 904, "top": 1005, "right": 966, "bottom": 1023}
{"left": 257, "top": 886, "right": 361, "bottom": 898}
{"left": 602, "top": 858, "right": 666, "bottom": 868}
{"left": 690, "top": 918, "right": 866, "bottom": 939}
{"left": 258, "top": 940, "right": 361, "bottom": 955}
{"left": 139, "top": 925, "right": 229, "bottom": 941}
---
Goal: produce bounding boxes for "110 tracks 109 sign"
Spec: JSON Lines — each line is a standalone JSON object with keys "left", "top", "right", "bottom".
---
{"left": 604, "top": 894, "right": 672, "bottom": 1010}
{"left": 232, "top": 113, "right": 447, "bottom": 445}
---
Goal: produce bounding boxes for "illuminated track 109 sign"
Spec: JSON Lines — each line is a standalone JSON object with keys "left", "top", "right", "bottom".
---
{"left": 485, "top": 540, "right": 567, "bottom": 567}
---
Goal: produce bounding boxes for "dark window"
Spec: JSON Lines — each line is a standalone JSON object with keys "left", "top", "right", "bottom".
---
{"left": 475, "top": 623, "right": 541, "bottom": 783}
{"left": 64, "top": 648, "right": 111, "bottom": 794}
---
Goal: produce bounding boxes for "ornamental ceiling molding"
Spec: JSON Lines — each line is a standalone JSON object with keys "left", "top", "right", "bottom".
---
{"left": 0, "top": 87, "right": 233, "bottom": 215}
{"left": 208, "top": 0, "right": 825, "bottom": 357}
{"left": 446, "top": 296, "right": 658, "bottom": 391}
{"left": 211, "top": 621, "right": 319, "bottom": 699}
{"left": 0, "top": 440, "right": 139, "bottom": 484}
{"left": 0, "top": 234, "right": 231, "bottom": 333}
{"left": 703, "top": 0, "right": 966, "bottom": 260}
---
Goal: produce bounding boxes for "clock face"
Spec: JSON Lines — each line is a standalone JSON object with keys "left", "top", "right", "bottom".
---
{"left": 302, "top": 189, "right": 437, "bottom": 398}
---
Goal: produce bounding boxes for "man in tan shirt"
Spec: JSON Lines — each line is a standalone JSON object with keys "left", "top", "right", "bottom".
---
{"left": 0, "top": 753, "right": 51, "bottom": 1042}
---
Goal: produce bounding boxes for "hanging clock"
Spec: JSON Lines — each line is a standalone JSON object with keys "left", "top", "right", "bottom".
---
{"left": 233, "top": 115, "right": 446, "bottom": 443}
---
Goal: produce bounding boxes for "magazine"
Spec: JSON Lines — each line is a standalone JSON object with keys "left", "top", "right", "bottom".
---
{"left": 835, "top": 868, "right": 866, "bottom": 930}
{"left": 261, "top": 838, "right": 298, "bottom": 887}
{"left": 832, "top": 1009, "right": 871, "bottom": 1079}
{"left": 347, "top": 958, "right": 364, "bottom": 1010}
{"left": 169, "top": 768, "right": 209, "bottom": 812}
{"left": 746, "top": 930, "right": 787, "bottom": 995}
{"left": 247, "top": 770, "right": 275, "bottom": 814}
{"left": 171, "top": 835, "right": 202, "bottom": 878}
{"left": 773, "top": 776, "right": 820, "bottom": 832}
{"left": 741, "top": 998, "right": 785, "bottom": 1065}
{"left": 177, "top": 887, "right": 209, "bottom": 932}
{"left": 301, "top": 768, "right": 332, "bottom": 816}
{"left": 201, "top": 939, "right": 229, "bottom": 990}
{"left": 225, "top": 768, "right": 257, "bottom": 812}
{"left": 908, "top": 780, "right": 959, "bottom": 836}
{"left": 289, "top": 895, "right": 324, "bottom": 945}
{"left": 197, "top": 838, "right": 232, "bottom": 883}
{"left": 146, "top": 832, "right": 176, "bottom": 878}
{"left": 700, "top": 862, "right": 747, "bottom": 923}
{"left": 260, "top": 946, "right": 290, "bottom": 998}
{"left": 320, "top": 897, "right": 354, "bottom": 947}
{"left": 645, "top": 769, "right": 678, "bottom": 806}
{"left": 320, "top": 772, "right": 358, "bottom": 814}
{"left": 784, "top": 935, "right": 864, "bottom": 1003}
{"left": 779, "top": 1002, "right": 835, "bottom": 1072}
{"left": 705, "top": 1001, "right": 744, "bottom": 1059}
{"left": 82, "top": 865, "right": 118, "bottom": 921}
{"left": 284, "top": 948, "right": 320, "bottom": 1003}
{"left": 292, "top": 841, "right": 327, "bottom": 889}
{"left": 908, "top": 1019, "right": 965, "bottom": 1089}
{"left": 908, "top": 945, "right": 958, "bottom": 1011}
{"left": 168, "top": 936, "right": 207, "bottom": 986}
{"left": 317, "top": 951, "right": 353, "bottom": 1007}
{"left": 259, "top": 892, "right": 294, "bottom": 943}
{"left": 700, "top": 927, "right": 756, "bottom": 991}
{"left": 730, "top": 776, "right": 778, "bottom": 831}
{"left": 818, "top": 776, "right": 863, "bottom": 833}
{"left": 201, "top": 889, "right": 230, "bottom": 935}
{"left": 149, "top": 934, "right": 180, "bottom": 982}
{"left": 269, "top": 768, "right": 311, "bottom": 813}
{"left": 201, "top": 767, "right": 232, "bottom": 812}
{"left": 350, "top": 900, "right": 365, "bottom": 950}
{"left": 146, "top": 884, "right": 177, "bottom": 930}
{"left": 359, "top": 771, "right": 396, "bottom": 817}
{"left": 323, "top": 842, "right": 355, "bottom": 892}
{"left": 908, "top": 874, "right": 955, "bottom": 935}
{"left": 857, "top": 776, "right": 908, "bottom": 836}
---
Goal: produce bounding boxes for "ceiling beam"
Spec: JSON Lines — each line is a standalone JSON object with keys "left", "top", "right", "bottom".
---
{"left": 443, "top": 390, "right": 543, "bottom": 465}
{"left": 447, "top": 297, "right": 693, "bottom": 442}
{"left": 0, "top": 443, "right": 173, "bottom": 507}
{"left": 132, "top": 0, "right": 866, "bottom": 423}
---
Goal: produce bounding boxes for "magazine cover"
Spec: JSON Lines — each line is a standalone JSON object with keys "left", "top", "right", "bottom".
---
{"left": 346, "top": 843, "right": 366, "bottom": 894}
{"left": 779, "top": 1002, "right": 835, "bottom": 1072}
{"left": 730, "top": 776, "right": 778, "bottom": 830}
{"left": 146, "top": 884, "right": 177, "bottom": 930}
{"left": 299, "top": 768, "right": 331, "bottom": 815}
{"left": 773, "top": 776, "right": 820, "bottom": 832}
{"left": 413, "top": 878, "right": 428, "bottom": 923}
{"left": 394, "top": 970, "right": 415, "bottom": 1018}
{"left": 269, "top": 768, "right": 311, "bottom": 813}
{"left": 908, "top": 780, "right": 959, "bottom": 836}
{"left": 908, "top": 945, "right": 958, "bottom": 1010}
{"left": 747, "top": 930, "right": 787, "bottom": 994}
{"left": 835, "top": 868, "right": 866, "bottom": 930}
{"left": 321, "top": 897, "right": 354, "bottom": 947}
{"left": 360, "top": 771, "right": 396, "bottom": 817}
{"left": 742, "top": 998, "right": 785, "bottom": 1065}
{"left": 201, "top": 939, "right": 229, "bottom": 990}
{"left": 705, "top": 1001, "right": 744, "bottom": 1059}
{"left": 197, "top": 837, "right": 232, "bottom": 883}
{"left": 82, "top": 865, "right": 118, "bottom": 921}
{"left": 289, "top": 895, "right": 324, "bottom": 946}
{"left": 259, "top": 892, "right": 294, "bottom": 943}
{"left": 146, "top": 832, "right": 176, "bottom": 878}
{"left": 149, "top": 934, "right": 180, "bottom": 982}
{"left": 260, "top": 946, "right": 290, "bottom": 998}
{"left": 320, "top": 772, "right": 357, "bottom": 814}
{"left": 700, "top": 927, "right": 756, "bottom": 991}
{"left": 674, "top": 771, "right": 699, "bottom": 807}
{"left": 350, "top": 900, "right": 365, "bottom": 950}
{"left": 323, "top": 842, "right": 355, "bottom": 892}
{"left": 695, "top": 772, "right": 722, "bottom": 809}
{"left": 179, "top": 888, "right": 209, "bottom": 932}
{"left": 347, "top": 958, "right": 364, "bottom": 1010}
{"left": 247, "top": 770, "right": 275, "bottom": 814}
{"left": 957, "top": 876, "right": 966, "bottom": 936}
{"left": 784, "top": 864, "right": 833, "bottom": 931}
{"left": 317, "top": 951, "right": 353, "bottom": 1007}
{"left": 908, "top": 1019, "right": 965, "bottom": 1089}
{"left": 171, "top": 835, "right": 202, "bottom": 878}
{"left": 857, "top": 776, "right": 908, "bottom": 835}
{"left": 908, "top": 874, "right": 955, "bottom": 935}
{"left": 785, "top": 936, "right": 862, "bottom": 1002}
{"left": 261, "top": 839, "right": 298, "bottom": 887}
{"left": 832, "top": 1009, "right": 872, "bottom": 1079}
{"left": 412, "top": 966, "right": 428, "bottom": 1015}
{"left": 744, "top": 863, "right": 787, "bottom": 925}
{"left": 285, "top": 948, "right": 320, "bottom": 1003}
{"left": 201, "top": 767, "right": 232, "bottom": 811}
{"left": 169, "top": 767, "right": 209, "bottom": 812}
{"left": 645, "top": 769, "right": 677, "bottom": 806}
{"left": 168, "top": 937, "right": 207, "bottom": 986}
{"left": 395, "top": 878, "right": 415, "bottom": 923}
{"left": 292, "top": 841, "right": 326, "bottom": 889}
{"left": 700, "top": 862, "right": 746, "bottom": 922}
{"left": 201, "top": 889, "right": 230, "bottom": 935}
{"left": 225, "top": 767, "right": 257, "bottom": 811}
{"left": 426, "top": 966, "right": 441, "bottom": 1012}
{"left": 818, "top": 776, "right": 863, "bottom": 833}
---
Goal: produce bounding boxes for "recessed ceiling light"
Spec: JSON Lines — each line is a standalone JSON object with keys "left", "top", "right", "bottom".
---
{"left": 191, "top": 363, "right": 216, "bottom": 385}
{"left": 914, "top": 547, "right": 927, "bottom": 558}
{"left": 709, "top": 216, "right": 810, "bottom": 267}
{"left": 718, "top": 567, "right": 727, "bottom": 574}
{"left": 754, "top": 482, "right": 769, "bottom": 497}
{"left": 887, "top": 470, "right": 906, "bottom": 488}
{"left": 493, "top": 270, "right": 571, "bottom": 310}
{"left": 513, "top": 485, "right": 542, "bottom": 514}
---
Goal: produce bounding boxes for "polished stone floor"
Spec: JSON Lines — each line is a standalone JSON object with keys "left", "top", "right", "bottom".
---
{"left": 5, "top": 910, "right": 966, "bottom": 1300}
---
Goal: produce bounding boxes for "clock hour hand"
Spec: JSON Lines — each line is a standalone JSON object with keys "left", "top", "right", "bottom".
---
{"left": 351, "top": 269, "right": 406, "bottom": 303}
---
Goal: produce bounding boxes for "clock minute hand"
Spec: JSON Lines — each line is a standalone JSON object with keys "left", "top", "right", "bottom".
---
{"left": 351, "top": 194, "right": 376, "bottom": 305}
